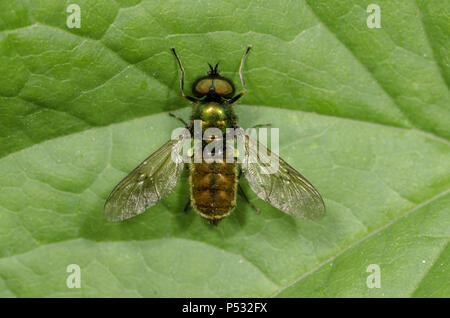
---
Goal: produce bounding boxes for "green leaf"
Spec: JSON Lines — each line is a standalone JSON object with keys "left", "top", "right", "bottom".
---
{"left": 0, "top": 0, "right": 448, "bottom": 297}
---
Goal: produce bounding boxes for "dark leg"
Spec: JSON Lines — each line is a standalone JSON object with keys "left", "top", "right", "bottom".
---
{"left": 183, "top": 199, "right": 191, "bottom": 212}
{"left": 228, "top": 45, "right": 252, "bottom": 104}
{"left": 238, "top": 184, "right": 260, "bottom": 214}
{"left": 169, "top": 112, "right": 188, "bottom": 126}
{"left": 208, "top": 219, "right": 221, "bottom": 226}
{"left": 251, "top": 123, "right": 272, "bottom": 128}
{"left": 171, "top": 47, "right": 199, "bottom": 103}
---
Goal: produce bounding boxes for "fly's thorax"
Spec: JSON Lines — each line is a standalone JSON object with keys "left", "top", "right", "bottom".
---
{"left": 192, "top": 102, "right": 234, "bottom": 135}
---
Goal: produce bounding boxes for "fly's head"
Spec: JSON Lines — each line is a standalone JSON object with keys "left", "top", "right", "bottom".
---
{"left": 192, "top": 63, "right": 235, "bottom": 100}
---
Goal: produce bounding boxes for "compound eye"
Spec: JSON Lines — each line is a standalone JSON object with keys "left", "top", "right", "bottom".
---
{"left": 213, "top": 79, "right": 233, "bottom": 96}
{"left": 194, "top": 79, "right": 213, "bottom": 96}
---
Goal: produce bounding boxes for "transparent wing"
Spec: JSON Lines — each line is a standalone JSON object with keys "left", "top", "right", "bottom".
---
{"left": 104, "top": 133, "right": 188, "bottom": 222}
{"left": 236, "top": 128, "right": 325, "bottom": 219}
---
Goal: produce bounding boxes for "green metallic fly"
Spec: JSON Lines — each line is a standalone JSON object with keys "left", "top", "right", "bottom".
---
{"left": 104, "top": 46, "right": 325, "bottom": 224}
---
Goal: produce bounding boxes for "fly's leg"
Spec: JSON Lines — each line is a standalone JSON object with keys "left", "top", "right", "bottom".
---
{"left": 228, "top": 45, "right": 252, "bottom": 104}
{"left": 208, "top": 219, "right": 221, "bottom": 226}
{"left": 169, "top": 112, "right": 189, "bottom": 126}
{"left": 171, "top": 47, "right": 198, "bottom": 103}
{"left": 251, "top": 123, "right": 272, "bottom": 128}
{"left": 238, "top": 184, "right": 260, "bottom": 214}
{"left": 183, "top": 198, "right": 191, "bottom": 212}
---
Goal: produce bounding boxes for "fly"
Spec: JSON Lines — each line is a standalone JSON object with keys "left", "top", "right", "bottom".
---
{"left": 104, "top": 46, "right": 325, "bottom": 225}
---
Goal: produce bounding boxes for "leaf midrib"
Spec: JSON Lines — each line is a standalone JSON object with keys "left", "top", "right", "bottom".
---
{"left": 1, "top": 104, "right": 449, "bottom": 164}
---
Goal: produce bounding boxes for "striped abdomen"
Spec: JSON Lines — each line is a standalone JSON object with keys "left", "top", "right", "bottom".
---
{"left": 190, "top": 162, "right": 237, "bottom": 222}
